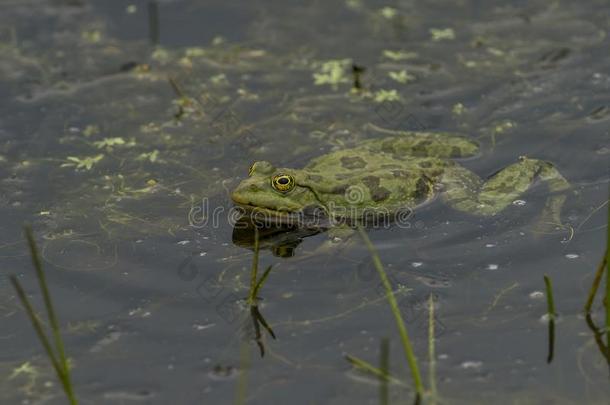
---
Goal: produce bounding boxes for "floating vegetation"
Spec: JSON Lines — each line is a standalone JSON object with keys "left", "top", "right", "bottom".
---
{"left": 452, "top": 103, "right": 466, "bottom": 116}
{"left": 312, "top": 59, "right": 352, "bottom": 89}
{"left": 379, "top": 7, "right": 398, "bottom": 19}
{"left": 9, "top": 226, "right": 77, "bottom": 405}
{"left": 373, "top": 89, "right": 401, "bottom": 103}
{"left": 92, "top": 137, "right": 134, "bottom": 150}
{"left": 429, "top": 28, "right": 455, "bottom": 41}
{"left": 382, "top": 50, "right": 418, "bottom": 61}
{"left": 60, "top": 154, "right": 104, "bottom": 170}
{"left": 388, "top": 70, "right": 415, "bottom": 84}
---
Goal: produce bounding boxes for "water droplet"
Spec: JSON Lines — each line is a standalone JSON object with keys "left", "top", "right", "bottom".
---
{"left": 512, "top": 199, "right": 526, "bottom": 206}
{"left": 411, "top": 262, "right": 423, "bottom": 268}
{"left": 486, "top": 264, "right": 499, "bottom": 271}
{"left": 565, "top": 253, "right": 579, "bottom": 259}
{"left": 177, "top": 240, "right": 190, "bottom": 245}
{"left": 529, "top": 291, "right": 544, "bottom": 299}
{"left": 485, "top": 243, "right": 496, "bottom": 248}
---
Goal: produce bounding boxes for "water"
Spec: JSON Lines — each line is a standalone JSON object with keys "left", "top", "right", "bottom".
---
{"left": 0, "top": 0, "right": 609, "bottom": 403}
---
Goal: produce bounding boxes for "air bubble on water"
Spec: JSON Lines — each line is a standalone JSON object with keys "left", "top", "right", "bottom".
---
{"left": 411, "top": 262, "right": 423, "bottom": 268}
{"left": 512, "top": 199, "right": 526, "bottom": 206}
{"left": 193, "top": 323, "right": 215, "bottom": 331}
{"left": 460, "top": 361, "right": 482, "bottom": 370}
{"left": 487, "top": 264, "right": 499, "bottom": 270}
{"left": 177, "top": 240, "right": 190, "bottom": 245}
{"left": 529, "top": 291, "right": 544, "bottom": 299}
{"left": 565, "top": 253, "right": 579, "bottom": 259}
{"left": 485, "top": 243, "right": 496, "bottom": 248}
{"left": 199, "top": 252, "right": 207, "bottom": 256}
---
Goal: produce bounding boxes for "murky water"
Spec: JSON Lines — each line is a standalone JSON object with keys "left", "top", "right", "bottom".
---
{"left": 1, "top": 0, "right": 609, "bottom": 404}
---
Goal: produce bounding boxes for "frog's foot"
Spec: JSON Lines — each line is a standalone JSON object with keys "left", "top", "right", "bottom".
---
{"left": 531, "top": 194, "right": 571, "bottom": 236}
{"left": 442, "top": 157, "right": 570, "bottom": 227}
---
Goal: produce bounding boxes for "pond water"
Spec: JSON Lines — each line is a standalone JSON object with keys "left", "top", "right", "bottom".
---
{"left": 1, "top": 0, "right": 609, "bottom": 404}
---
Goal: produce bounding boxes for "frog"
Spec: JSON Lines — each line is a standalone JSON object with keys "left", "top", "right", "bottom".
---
{"left": 231, "top": 124, "right": 570, "bottom": 233}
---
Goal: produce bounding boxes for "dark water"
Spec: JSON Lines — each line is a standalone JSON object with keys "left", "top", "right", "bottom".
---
{"left": 1, "top": 0, "right": 609, "bottom": 404}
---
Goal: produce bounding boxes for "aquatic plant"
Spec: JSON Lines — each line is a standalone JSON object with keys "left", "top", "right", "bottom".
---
{"left": 543, "top": 274, "right": 556, "bottom": 363}
{"left": 356, "top": 226, "right": 424, "bottom": 401}
{"left": 583, "top": 194, "right": 610, "bottom": 363}
{"left": 10, "top": 226, "right": 77, "bottom": 404}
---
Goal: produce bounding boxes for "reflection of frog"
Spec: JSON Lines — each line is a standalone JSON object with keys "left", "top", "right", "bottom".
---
{"left": 231, "top": 125, "right": 570, "bottom": 229}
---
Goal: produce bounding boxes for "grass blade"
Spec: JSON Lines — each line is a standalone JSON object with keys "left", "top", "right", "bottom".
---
{"left": 11, "top": 226, "right": 77, "bottom": 404}
{"left": 9, "top": 276, "right": 64, "bottom": 380}
{"left": 24, "top": 227, "right": 71, "bottom": 376}
{"left": 428, "top": 294, "right": 438, "bottom": 403}
{"left": 584, "top": 252, "right": 606, "bottom": 313}
{"left": 543, "top": 274, "right": 556, "bottom": 319}
{"left": 345, "top": 354, "right": 404, "bottom": 386}
{"left": 604, "top": 193, "right": 610, "bottom": 356}
{"left": 543, "top": 274, "right": 556, "bottom": 364}
{"left": 379, "top": 338, "right": 389, "bottom": 405}
{"left": 252, "top": 265, "right": 273, "bottom": 301}
{"left": 247, "top": 227, "right": 260, "bottom": 305}
{"left": 357, "top": 226, "right": 424, "bottom": 399}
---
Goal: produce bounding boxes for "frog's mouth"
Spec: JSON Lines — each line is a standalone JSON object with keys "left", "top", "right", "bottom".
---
{"left": 232, "top": 203, "right": 330, "bottom": 228}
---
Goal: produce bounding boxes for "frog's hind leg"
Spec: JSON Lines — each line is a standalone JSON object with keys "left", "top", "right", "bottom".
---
{"left": 364, "top": 123, "right": 479, "bottom": 158}
{"left": 441, "top": 157, "right": 570, "bottom": 226}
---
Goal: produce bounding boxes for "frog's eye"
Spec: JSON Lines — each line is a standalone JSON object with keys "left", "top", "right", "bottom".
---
{"left": 271, "top": 174, "right": 296, "bottom": 193}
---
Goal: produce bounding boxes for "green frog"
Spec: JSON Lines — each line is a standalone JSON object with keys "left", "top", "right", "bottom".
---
{"left": 231, "top": 125, "right": 570, "bottom": 230}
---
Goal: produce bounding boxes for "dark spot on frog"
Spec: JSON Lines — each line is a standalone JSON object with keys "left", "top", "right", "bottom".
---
{"left": 301, "top": 204, "right": 326, "bottom": 219}
{"left": 362, "top": 175, "right": 391, "bottom": 202}
{"left": 340, "top": 156, "right": 367, "bottom": 169}
{"left": 331, "top": 184, "right": 349, "bottom": 194}
{"left": 362, "top": 175, "right": 380, "bottom": 188}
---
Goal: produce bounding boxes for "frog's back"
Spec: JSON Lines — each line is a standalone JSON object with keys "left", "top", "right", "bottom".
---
{"left": 305, "top": 147, "right": 449, "bottom": 176}
{"left": 361, "top": 133, "right": 479, "bottom": 158}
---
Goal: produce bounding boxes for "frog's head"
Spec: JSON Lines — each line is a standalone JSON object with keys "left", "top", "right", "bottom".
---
{"left": 231, "top": 161, "right": 323, "bottom": 218}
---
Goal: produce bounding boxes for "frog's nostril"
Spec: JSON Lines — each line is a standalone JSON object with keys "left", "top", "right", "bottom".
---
{"left": 249, "top": 184, "right": 259, "bottom": 191}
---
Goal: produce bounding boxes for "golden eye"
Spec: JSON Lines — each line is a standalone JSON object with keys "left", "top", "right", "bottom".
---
{"left": 271, "top": 174, "right": 295, "bottom": 192}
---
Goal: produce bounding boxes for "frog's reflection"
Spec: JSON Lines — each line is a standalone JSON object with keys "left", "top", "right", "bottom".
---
{"left": 232, "top": 217, "right": 321, "bottom": 257}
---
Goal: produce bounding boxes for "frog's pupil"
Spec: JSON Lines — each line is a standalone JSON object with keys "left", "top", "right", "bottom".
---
{"left": 278, "top": 177, "right": 289, "bottom": 184}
